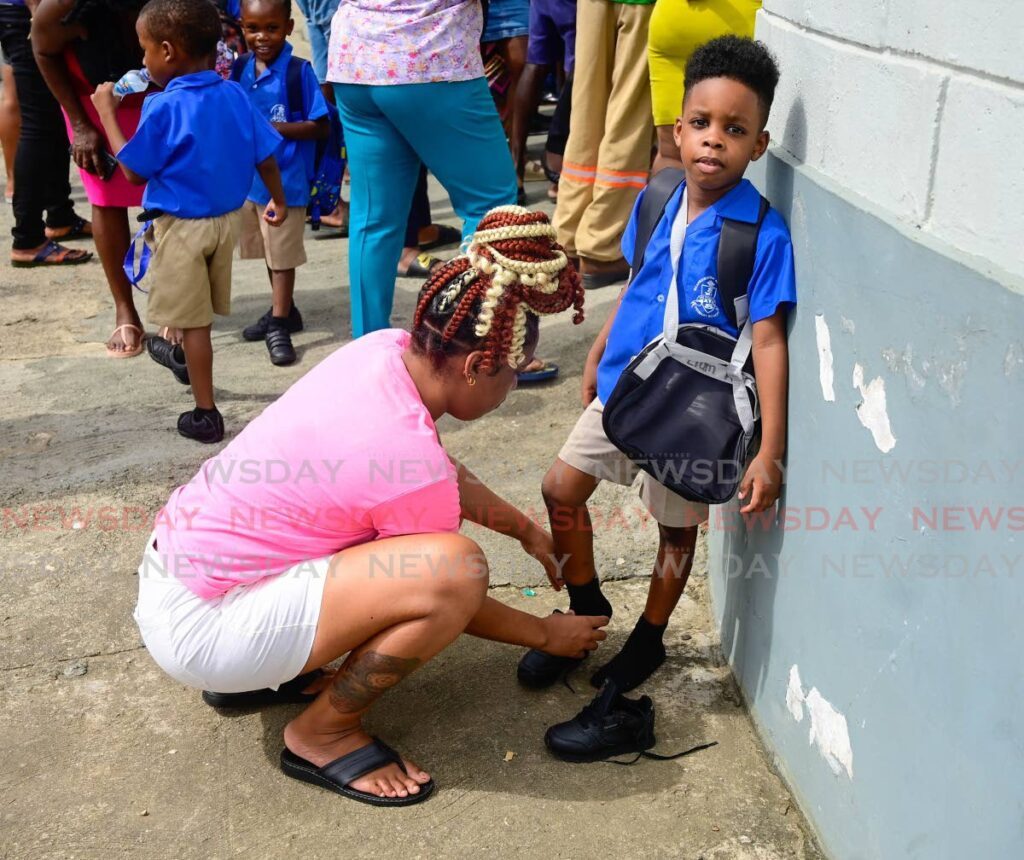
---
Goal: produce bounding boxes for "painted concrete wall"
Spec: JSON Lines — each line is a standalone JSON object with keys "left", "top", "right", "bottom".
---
{"left": 707, "top": 3, "right": 1024, "bottom": 858}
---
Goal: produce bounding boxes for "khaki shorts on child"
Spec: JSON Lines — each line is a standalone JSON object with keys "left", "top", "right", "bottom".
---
{"left": 145, "top": 211, "right": 242, "bottom": 329}
{"left": 238, "top": 201, "right": 308, "bottom": 271}
{"left": 558, "top": 399, "right": 709, "bottom": 529}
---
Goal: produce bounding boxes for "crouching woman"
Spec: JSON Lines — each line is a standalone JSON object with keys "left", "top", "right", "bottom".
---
{"left": 133, "top": 207, "right": 605, "bottom": 807}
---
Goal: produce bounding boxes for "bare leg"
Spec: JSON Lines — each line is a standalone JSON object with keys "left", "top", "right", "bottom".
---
{"left": 643, "top": 525, "right": 698, "bottom": 624}
{"left": 510, "top": 63, "right": 549, "bottom": 187}
{"left": 91, "top": 205, "right": 141, "bottom": 352}
{"left": 542, "top": 458, "right": 602, "bottom": 587}
{"left": 498, "top": 35, "right": 529, "bottom": 138}
{"left": 0, "top": 64, "right": 19, "bottom": 200}
{"left": 270, "top": 268, "right": 295, "bottom": 318}
{"left": 283, "top": 533, "right": 488, "bottom": 798}
{"left": 652, "top": 125, "right": 683, "bottom": 175}
{"left": 180, "top": 325, "right": 214, "bottom": 410}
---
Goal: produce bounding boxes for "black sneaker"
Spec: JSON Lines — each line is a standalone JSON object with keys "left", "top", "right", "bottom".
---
{"left": 544, "top": 683, "right": 655, "bottom": 763}
{"left": 147, "top": 334, "right": 190, "bottom": 385}
{"left": 265, "top": 323, "right": 296, "bottom": 366}
{"left": 517, "top": 646, "right": 586, "bottom": 689}
{"left": 242, "top": 304, "right": 303, "bottom": 341}
{"left": 177, "top": 407, "right": 225, "bottom": 444}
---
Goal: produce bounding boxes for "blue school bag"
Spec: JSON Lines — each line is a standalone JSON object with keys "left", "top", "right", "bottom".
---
{"left": 230, "top": 55, "right": 345, "bottom": 231}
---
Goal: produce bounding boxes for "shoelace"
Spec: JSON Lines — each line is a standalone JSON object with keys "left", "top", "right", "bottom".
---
{"left": 605, "top": 740, "right": 719, "bottom": 766}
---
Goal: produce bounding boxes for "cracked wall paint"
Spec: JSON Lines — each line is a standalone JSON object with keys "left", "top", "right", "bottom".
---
{"left": 785, "top": 666, "right": 854, "bottom": 779}
{"left": 852, "top": 364, "right": 896, "bottom": 452}
{"left": 814, "top": 315, "right": 836, "bottom": 402}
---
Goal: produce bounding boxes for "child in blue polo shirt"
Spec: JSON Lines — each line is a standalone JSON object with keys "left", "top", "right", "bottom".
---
{"left": 521, "top": 37, "right": 797, "bottom": 697}
{"left": 92, "top": 0, "right": 287, "bottom": 444}
{"left": 235, "top": 0, "right": 329, "bottom": 366}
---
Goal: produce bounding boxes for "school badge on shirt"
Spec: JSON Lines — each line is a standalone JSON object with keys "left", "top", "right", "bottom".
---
{"left": 691, "top": 276, "right": 720, "bottom": 318}
{"left": 270, "top": 103, "right": 287, "bottom": 123}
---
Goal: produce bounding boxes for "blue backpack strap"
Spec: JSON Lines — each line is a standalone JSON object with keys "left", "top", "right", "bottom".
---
{"left": 285, "top": 56, "right": 308, "bottom": 123}
{"left": 229, "top": 54, "right": 248, "bottom": 83}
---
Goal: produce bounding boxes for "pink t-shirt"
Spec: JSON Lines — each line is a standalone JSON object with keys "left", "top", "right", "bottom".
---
{"left": 326, "top": 0, "right": 484, "bottom": 85}
{"left": 154, "top": 329, "right": 461, "bottom": 599}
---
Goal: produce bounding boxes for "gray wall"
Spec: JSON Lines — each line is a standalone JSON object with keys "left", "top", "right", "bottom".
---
{"left": 710, "top": 148, "right": 1024, "bottom": 858}
{"left": 706, "top": 5, "right": 1024, "bottom": 856}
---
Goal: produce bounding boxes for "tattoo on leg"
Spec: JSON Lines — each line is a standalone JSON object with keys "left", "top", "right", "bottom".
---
{"left": 329, "top": 651, "right": 422, "bottom": 714}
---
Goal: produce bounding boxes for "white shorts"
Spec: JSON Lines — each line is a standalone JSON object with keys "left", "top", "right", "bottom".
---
{"left": 558, "top": 399, "right": 709, "bottom": 529}
{"left": 133, "top": 535, "right": 330, "bottom": 693}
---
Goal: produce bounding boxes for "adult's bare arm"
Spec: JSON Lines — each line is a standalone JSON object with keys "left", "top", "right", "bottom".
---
{"left": 31, "top": 0, "right": 107, "bottom": 176}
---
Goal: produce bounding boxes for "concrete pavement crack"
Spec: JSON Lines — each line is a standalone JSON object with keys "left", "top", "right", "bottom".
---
{"left": 0, "top": 643, "right": 145, "bottom": 672}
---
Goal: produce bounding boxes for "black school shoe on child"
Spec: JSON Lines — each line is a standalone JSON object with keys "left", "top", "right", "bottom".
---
{"left": 177, "top": 406, "right": 224, "bottom": 444}
{"left": 242, "top": 303, "right": 304, "bottom": 341}
{"left": 265, "top": 320, "right": 297, "bottom": 366}
{"left": 545, "top": 682, "right": 720, "bottom": 764}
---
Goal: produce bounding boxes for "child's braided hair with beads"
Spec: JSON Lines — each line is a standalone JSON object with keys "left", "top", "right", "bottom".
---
{"left": 411, "top": 206, "right": 584, "bottom": 373}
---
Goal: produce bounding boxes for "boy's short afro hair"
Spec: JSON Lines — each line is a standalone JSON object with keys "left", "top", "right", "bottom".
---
{"left": 139, "top": 0, "right": 222, "bottom": 60}
{"left": 684, "top": 35, "right": 780, "bottom": 125}
{"left": 240, "top": 0, "right": 292, "bottom": 18}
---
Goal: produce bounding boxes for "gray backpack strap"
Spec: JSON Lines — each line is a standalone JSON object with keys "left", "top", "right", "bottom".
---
{"left": 717, "top": 195, "right": 769, "bottom": 329}
{"left": 630, "top": 168, "right": 685, "bottom": 279}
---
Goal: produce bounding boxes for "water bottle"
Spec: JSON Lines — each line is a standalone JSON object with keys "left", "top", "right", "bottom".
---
{"left": 113, "top": 68, "right": 151, "bottom": 99}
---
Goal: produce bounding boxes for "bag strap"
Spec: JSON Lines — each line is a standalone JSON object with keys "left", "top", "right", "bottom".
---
{"left": 285, "top": 56, "right": 307, "bottom": 123}
{"left": 717, "top": 195, "right": 770, "bottom": 329}
{"left": 630, "top": 167, "right": 684, "bottom": 280}
{"left": 229, "top": 54, "right": 247, "bottom": 83}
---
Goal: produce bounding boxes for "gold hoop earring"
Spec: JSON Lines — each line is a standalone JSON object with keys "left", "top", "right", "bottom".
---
{"left": 465, "top": 375, "right": 476, "bottom": 387}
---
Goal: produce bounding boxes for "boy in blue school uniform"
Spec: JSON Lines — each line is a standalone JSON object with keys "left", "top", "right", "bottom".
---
{"left": 523, "top": 37, "right": 797, "bottom": 717}
{"left": 92, "top": 0, "right": 287, "bottom": 443}
{"left": 236, "top": 0, "right": 329, "bottom": 366}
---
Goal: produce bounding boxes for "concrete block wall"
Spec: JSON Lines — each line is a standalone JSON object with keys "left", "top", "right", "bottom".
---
{"left": 758, "top": 0, "right": 1024, "bottom": 281}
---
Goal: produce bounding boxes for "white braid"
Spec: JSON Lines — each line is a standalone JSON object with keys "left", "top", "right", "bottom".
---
{"left": 507, "top": 304, "right": 529, "bottom": 368}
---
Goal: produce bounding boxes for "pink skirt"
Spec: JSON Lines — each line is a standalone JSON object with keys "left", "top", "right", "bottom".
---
{"left": 62, "top": 50, "right": 145, "bottom": 209}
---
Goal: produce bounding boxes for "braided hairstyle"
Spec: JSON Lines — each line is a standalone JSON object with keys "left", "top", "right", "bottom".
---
{"left": 412, "top": 206, "right": 584, "bottom": 373}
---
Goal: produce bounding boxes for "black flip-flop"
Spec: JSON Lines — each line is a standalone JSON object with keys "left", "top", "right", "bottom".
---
{"left": 281, "top": 738, "right": 435, "bottom": 806}
{"left": 45, "top": 215, "right": 92, "bottom": 242}
{"left": 582, "top": 269, "right": 630, "bottom": 291}
{"left": 202, "top": 669, "right": 325, "bottom": 709}
{"left": 418, "top": 223, "right": 461, "bottom": 252}
{"left": 398, "top": 252, "right": 443, "bottom": 279}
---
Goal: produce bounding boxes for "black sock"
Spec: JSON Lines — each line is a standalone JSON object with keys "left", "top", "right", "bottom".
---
{"left": 567, "top": 577, "right": 613, "bottom": 618}
{"left": 591, "top": 615, "right": 668, "bottom": 692}
{"left": 269, "top": 315, "right": 289, "bottom": 329}
{"left": 193, "top": 405, "right": 219, "bottom": 417}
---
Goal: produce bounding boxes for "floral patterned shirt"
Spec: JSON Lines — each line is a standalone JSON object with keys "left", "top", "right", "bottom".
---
{"left": 326, "top": 0, "right": 485, "bottom": 85}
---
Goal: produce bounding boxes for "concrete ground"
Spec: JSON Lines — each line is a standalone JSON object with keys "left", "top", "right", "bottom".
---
{"left": 0, "top": 140, "right": 823, "bottom": 857}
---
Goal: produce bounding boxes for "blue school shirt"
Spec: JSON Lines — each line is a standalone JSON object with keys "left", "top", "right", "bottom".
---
{"left": 236, "top": 43, "right": 328, "bottom": 208}
{"left": 117, "top": 71, "right": 281, "bottom": 218}
{"left": 596, "top": 178, "right": 797, "bottom": 404}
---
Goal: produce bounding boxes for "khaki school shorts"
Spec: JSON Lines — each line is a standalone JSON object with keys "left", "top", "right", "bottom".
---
{"left": 238, "top": 202, "right": 308, "bottom": 271}
{"left": 558, "top": 399, "right": 709, "bottom": 529}
{"left": 145, "top": 211, "right": 241, "bottom": 329}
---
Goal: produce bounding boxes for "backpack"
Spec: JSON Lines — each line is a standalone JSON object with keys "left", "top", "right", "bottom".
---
{"left": 230, "top": 55, "right": 345, "bottom": 230}
{"left": 601, "top": 168, "right": 770, "bottom": 505}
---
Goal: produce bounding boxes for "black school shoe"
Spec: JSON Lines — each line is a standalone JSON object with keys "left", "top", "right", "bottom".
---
{"left": 265, "top": 323, "right": 296, "bottom": 366}
{"left": 147, "top": 334, "right": 190, "bottom": 385}
{"left": 517, "top": 647, "right": 586, "bottom": 689}
{"left": 544, "top": 682, "right": 655, "bottom": 762}
{"left": 242, "top": 304, "right": 304, "bottom": 341}
{"left": 177, "top": 407, "right": 224, "bottom": 444}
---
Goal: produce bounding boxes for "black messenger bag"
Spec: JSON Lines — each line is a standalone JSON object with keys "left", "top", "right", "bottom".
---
{"left": 602, "top": 169, "right": 769, "bottom": 504}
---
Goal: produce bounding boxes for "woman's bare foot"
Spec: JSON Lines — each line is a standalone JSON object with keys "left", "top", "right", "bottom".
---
{"left": 283, "top": 717, "right": 430, "bottom": 799}
{"left": 318, "top": 199, "right": 349, "bottom": 230}
{"left": 107, "top": 308, "right": 144, "bottom": 354}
